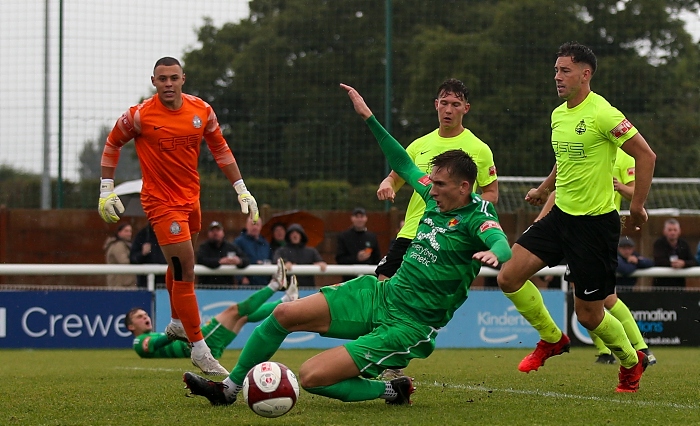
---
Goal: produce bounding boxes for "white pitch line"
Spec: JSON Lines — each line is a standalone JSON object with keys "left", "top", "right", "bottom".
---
{"left": 115, "top": 366, "right": 183, "bottom": 373}
{"left": 422, "top": 381, "right": 699, "bottom": 410}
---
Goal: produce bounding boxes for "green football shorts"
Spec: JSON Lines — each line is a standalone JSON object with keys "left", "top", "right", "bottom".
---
{"left": 201, "top": 318, "right": 236, "bottom": 359}
{"left": 320, "top": 275, "right": 438, "bottom": 378}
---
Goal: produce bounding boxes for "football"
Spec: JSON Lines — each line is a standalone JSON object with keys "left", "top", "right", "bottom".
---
{"left": 242, "top": 361, "right": 300, "bottom": 418}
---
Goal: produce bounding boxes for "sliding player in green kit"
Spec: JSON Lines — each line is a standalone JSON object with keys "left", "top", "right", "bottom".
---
{"left": 181, "top": 84, "right": 512, "bottom": 407}
{"left": 126, "top": 259, "right": 298, "bottom": 359}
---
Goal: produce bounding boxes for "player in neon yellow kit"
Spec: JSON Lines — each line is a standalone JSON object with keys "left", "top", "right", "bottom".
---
{"left": 497, "top": 41, "right": 656, "bottom": 393}
{"left": 535, "top": 148, "right": 656, "bottom": 366}
{"left": 375, "top": 78, "right": 498, "bottom": 281}
{"left": 181, "top": 83, "right": 512, "bottom": 407}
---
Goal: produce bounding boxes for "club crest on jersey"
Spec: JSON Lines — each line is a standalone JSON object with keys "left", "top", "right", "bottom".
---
{"left": 448, "top": 216, "right": 462, "bottom": 228}
{"left": 418, "top": 175, "right": 431, "bottom": 186}
{"left": 610, "top": 119, "right": 633, "bottom": 138}
{"left": 479, "top": 220, "right": 502, "bottom": 233}
{"left": 192, "top": 115, "right": 202, "bottom": 129}
{"left": 170, "top": 221, "right": 182, "bottom": 235}
{"left": 575, "top": 119, "right": 586, "bottom": 135}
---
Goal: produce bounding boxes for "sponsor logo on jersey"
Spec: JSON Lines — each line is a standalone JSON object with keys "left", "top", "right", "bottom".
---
{"left": 192, "top": 115, "right": 202, "bottom": 129}
{"left": 418, "top": 175, "right": 431, "bottom": 186}
{"left": 448, "top": 216, "right": 462, "bottom": 228}
{"left": 575, "top": 119, "right": 587, "bottom": 135}
{"left": 488, "top": 165, "right": 497, "bottom": 176}
{"left": 610, "top": 119, "right": 633, "bottom": 138}
{"left": 170, "top": 221, "right": 182, "bottom": 235}
{"left": 479, "top": 220, "right": 502, "bottom": 233}
{"left": 627, "top": 167, "right": 635, "bottom": 176}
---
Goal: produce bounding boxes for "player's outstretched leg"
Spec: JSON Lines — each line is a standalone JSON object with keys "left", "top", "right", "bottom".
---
{"left": 183, "top": 372, "right": 236, "bottom": 405}
{"left": 616, "top": 350, "right": 650, "bottom": 393}
{"left": 518, "top": 334, "right": 571, "bottom": 373}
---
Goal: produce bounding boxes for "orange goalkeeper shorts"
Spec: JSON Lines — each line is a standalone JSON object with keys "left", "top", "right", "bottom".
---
{"left": 142, "top": 196, "right": 202, "bottom": 246}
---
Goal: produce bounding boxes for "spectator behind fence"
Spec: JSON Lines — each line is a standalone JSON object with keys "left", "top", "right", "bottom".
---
{"left": 197, "top": 221, "right": 250, "bottom": 286}
{"left": 269, "top": 222, "right": 287, "bottom": 253}
{"left": 616, "top": 236, "right": 653, "bottom": 287}
{"left": 653, "top": 218, "right": 697, "bottom": 288}
{"left": 103, "top": 222, "right": 136, "bottom": 288}
{"left": 273, "top": 223, "right": 327, "bottom": 287}
{"left": 335, "top": 207, "right": 382, "bottom": 282}
{"left": 130, "top": 223, "right": 167, "bottom": 288}
{"left": 234, "top": 216, "right": 273, "bottom": 286}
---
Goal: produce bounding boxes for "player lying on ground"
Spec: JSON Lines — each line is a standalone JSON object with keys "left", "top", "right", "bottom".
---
{"left": 181, "top": 83, "right": 512, "bottom": 407}
{"left": 126, "top": 259, "right": 298, "bottom": 360}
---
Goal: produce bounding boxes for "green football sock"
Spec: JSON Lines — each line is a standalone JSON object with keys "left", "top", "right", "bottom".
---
{"left": 229, "top": 315, "right": 289, "bottom": 384}
{"left": 587, "top": 330, "right": 612, "bottom": 356}
{"left": 305, "top": 377, "right": 385, "bottom": 402}
{"left": 236, "top": 287, "right": 274, "bottom": 317}
{"left": 504, "top": 280, "right": 561, "bottom": 343}
{"left": 246, "top": 301, "right": 282, "bottom": 323}
{"left": 609, "top": 299, "right": 648, "bottom": 350}
{"left": 591, "top": 311, "right": 638, "bottom": 369}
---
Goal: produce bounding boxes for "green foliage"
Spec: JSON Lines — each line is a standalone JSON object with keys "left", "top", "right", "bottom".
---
{"left": 0, "top": 347, "right": 697, "bottom": 425}
{"left": 297, "top": 180, "right": 352, "bottom": 210}
{"left": 179, "top": 0, "right": 700, "bottom": 181}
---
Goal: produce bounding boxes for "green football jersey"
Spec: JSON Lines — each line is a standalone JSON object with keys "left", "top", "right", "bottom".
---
{"left": 398, "top": 128, "right": 497, "bottom": 240}
{"left": 551, "top": 92, "right": 638, "bottom": 215}
{"left": 132, "top": 332, "right": 189, "bottom": 358}
{"left": 612, "top": 148, "right": 635, "bottom": 211}
{"left": 366, "top": 116, "right": 507, "bottom": 328}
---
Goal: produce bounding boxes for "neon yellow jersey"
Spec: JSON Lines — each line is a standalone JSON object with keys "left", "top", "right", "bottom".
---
{"left": 397, "top": 128, "right": 497, "bottom": 240}
{"left": 551, "top": 92, "right": 638, "bottom": 216}
{"left": 612, "top": 148, "right": 635, "bottom": 211}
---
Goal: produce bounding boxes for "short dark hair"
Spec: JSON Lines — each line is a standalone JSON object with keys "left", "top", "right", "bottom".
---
{"left": 153, "top": 57, "right": 182, "bottom": 74}
{"left": 430, "top": 149, "right": 477, "bottom": 185}
{"left": 436, "top": 78, "right": 469, "bottom": 103}
{"left": 556, "top": 42, "right": 597, "bottom": 75}
{"left": 124, "top": 307, "right": 143, "bottom": 328}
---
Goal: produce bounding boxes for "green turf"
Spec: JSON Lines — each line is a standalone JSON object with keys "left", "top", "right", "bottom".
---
{"left": 0, "top": 347, "right": 697, "bottom": 425}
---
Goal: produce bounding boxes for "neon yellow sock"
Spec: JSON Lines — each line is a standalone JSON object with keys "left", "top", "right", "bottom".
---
{"left": 504, "top": 280, "right": 561, "bottom": 343}
{"left": 591, "top": 311, "right": 638, "bottom": 368}
{"left": 587, "top": 330, "right": 611, "bottom": 355}
{"left": 609, "top": 299, "right": 648, "bottom": 350}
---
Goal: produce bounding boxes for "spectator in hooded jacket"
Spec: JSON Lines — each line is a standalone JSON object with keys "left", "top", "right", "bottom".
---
{"left": 273, "top": 223, "right": 327, "bottom": 287}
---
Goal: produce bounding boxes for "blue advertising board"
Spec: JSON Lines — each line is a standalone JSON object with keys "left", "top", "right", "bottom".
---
{"left": 154, "top": 289, "right": 566, "bottom": 349}
{"left": 0, "top": 290, "right": 152, "bottom": 348}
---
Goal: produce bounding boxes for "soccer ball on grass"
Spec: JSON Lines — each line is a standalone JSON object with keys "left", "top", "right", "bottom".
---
{"left": 242, "top": 361, "right": 300, "bottom": 418}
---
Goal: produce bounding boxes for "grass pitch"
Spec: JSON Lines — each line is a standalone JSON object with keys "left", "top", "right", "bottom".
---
{"left": 1, "top": 347, "right": 698, "bottom": 425}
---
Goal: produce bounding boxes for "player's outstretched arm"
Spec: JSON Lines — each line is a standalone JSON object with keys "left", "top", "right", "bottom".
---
{"left": 340, "top": 83, "right": 373, "bottom": 120}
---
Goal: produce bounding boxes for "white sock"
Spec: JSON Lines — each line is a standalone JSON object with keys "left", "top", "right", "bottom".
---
{"left": 223, "top": 377, "right": 243, "bottom": 396}
{"left": 281, "top": 294, "right": 291, "bottom": 303}
{"left": 380, "top": 381, "right": 397, "bottom": 400}
{"left": 171, "top": 319, "right": 183, "bottom": 326}
{"left": 268, "top": 281, "right": 280, "bottom": 291}
{"left": 191, "top": 340, "right": 207, "bottom": 351}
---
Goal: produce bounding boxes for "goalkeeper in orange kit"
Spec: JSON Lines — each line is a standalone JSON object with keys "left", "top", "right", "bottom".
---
{"left": 99, "top": 57, "right": 264, "bottom": 376}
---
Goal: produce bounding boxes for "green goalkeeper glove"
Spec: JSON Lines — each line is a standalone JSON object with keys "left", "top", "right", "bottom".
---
{"left": 98, "top": 178, "right": 125, "bottom": 223}
{"left": 234, "top": 180, "right": 259, "bottom": 223}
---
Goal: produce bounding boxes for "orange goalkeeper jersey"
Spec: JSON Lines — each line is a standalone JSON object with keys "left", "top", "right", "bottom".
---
{"left": 102, "top": 94, "right": 235, "bottom": 206}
